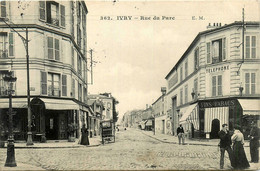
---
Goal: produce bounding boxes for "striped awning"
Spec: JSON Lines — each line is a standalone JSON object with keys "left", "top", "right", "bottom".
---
{"left": 238, "top": 99, "right": 260, "bottom": 115}
{"left": 179, "top": 103, "right": 199, "bottom": 130}
{"left": 204, "top": 107, "right": 229, "bottom": 133}
{"left": 0, "top": 98, "right": 27, "bottom": 108}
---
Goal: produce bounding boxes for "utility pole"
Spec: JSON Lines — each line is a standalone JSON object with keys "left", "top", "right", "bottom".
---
{"left": 242, "top": 8, "right": 245, "bottom": 63}
{"left": 26, "top": 27, "right": 33, "bottom": 146}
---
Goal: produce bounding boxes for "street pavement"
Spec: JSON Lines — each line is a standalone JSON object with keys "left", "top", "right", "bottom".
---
{"left": 0, "top": 127, "right": 259, "bottom": 170}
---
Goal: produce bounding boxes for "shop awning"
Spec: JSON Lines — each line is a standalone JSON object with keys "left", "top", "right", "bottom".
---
{"left": 0, "top": 98, "right": 27, "bottom": 108}
{"left": 40, "top": 98, "right": 80, "bottom": 110}
{"left": 179, "top": 103, "right": 199, "bottom": 130}
{"left": 238, "top": 99, "right": 260, "bottom": 115}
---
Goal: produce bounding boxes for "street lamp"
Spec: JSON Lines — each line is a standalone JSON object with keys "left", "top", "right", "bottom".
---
{"left": 0, "top": 18, "right": 33, "bottom": 145}
{"left": 3, "top": 71, "right": 17, "bottom": 167}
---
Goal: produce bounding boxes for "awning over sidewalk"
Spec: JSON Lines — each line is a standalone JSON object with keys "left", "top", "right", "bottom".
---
{"left": 0, "top": 98, "right": 27, "bottom": 108}
{"left": 179, "top": 103, "right": 199, "bottom": 130}
{"left": 39, "top": 98, "right": 80, "bottom": 110}
{"left": 238, "top": 99, "right": 260, "bottom": 115}
{"left": 146, "top": 120, "right": 153, "bottom": 126}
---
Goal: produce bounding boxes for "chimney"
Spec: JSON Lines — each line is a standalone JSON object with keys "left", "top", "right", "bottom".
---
{"left": 161, "top": 87, "right": 166, "bottom": 95}
{"left": 146, "top": 104, "right": 148, "bottom": 109}
{"left": 207, "top": 22, "right": 222, "bottom": 30}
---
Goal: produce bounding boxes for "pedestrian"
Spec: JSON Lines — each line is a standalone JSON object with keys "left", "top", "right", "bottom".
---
{"left": 80, "top": 124, "right": 89, "bottom": 145}
{"left": 177, "top": 124, "right": 185, "bottom": 145}
{"left": 231, "top": 126, "right": 250, "bottom": 169}
{"left": 248, "top": 121, "right": 259, "bottom": 163}
{"left": 218, "top": 123, "right": 235, "bottom": 169}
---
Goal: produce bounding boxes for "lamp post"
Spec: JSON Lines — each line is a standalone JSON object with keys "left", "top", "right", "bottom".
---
{"left": 0, "top": 19, "right": 33, "bottom": 145}
{"left": 4, "top": 71, "right": 17, "bottom": 167}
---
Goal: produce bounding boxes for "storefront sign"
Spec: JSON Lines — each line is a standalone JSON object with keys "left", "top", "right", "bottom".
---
{"left": 206, "top": 65, "right": 229, "bottom": 73}
{"left": 199, "top": 99, "right": 236, "bottom": 108}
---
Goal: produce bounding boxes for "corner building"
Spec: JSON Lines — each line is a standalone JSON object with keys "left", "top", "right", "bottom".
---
{"left": 0, "top": 1, "right": 89, "bottom": 141}
{"left": 165, "top": 22, "right": 260, "bottom": 139}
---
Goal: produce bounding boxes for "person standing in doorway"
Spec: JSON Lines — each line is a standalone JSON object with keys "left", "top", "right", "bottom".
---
{"left": 177, "top": 124, "right": 185, "bottom": 145}
{"left": 248, "top": 121, "right": 259, "bottom": 163}
{"left": 218, "top": 124, "right": 235, "bottom": 169}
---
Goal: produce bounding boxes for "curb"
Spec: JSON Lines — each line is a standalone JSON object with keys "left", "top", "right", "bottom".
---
{"left": 0, "top": 143, "right": 102, "bottom": 149}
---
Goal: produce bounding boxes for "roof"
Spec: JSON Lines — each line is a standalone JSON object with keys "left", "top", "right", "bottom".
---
{"left": 165, "top": 21, "right": 260, "bottom": 79}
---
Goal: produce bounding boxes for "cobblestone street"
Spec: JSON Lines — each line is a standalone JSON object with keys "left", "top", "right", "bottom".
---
{"left": 0, "top": 128, "right": 255, "bottom": 170}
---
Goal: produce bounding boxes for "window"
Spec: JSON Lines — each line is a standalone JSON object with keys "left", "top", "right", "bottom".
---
{"left": 48, "top": 73, "right": 60, "bottom": 97}
{"left": 245, "top": 72, "right": 256, "bottom": 95}
{"left": 77, "top": 25, "right": 81, "bottom": 48}
{"left": 212, "top": 75, "right": 222, "bottom": 96}
{"left": 78, "top": 83, "right": 82, "bottom": 101}
{"left": 211, "top": 38, "right": 226, "bottom": 63}
{"left": 62, "top": 75, "right": 67, "bottom": 96}
{"left": 0, "top": 71, "right": 10, "bottom": 96}
{"left": 184, "top": 60, "right": 188, "bottom": 78}
{"left": 194, "top": 78, "right": 198, "bottom": 99}
{"left": 84, "top": 87, "right": 87, "bottom": 102}
{"left": 77, "top": 54, "right": 82, "bottom": 75}
{"left": 39, "top": 1, "right": 66, "bottom": 27}
{"left": 71, "top": 79, "right": 75, "bottom": 98}
{"left": 180, "top": 65, "right": 183, "bottom": 81}
{"left": 41, "top": 71, "right": 47, "bottom": 95}
{"left": 0, "top": 1, "right": 6, "bottom": 18}
{"left": 71, "top": 47, "right": 74, "bottom": 68}
{"left": 47, "top": 36, "right": 60, "bottom": 61}
{"left": 194, "top": 48, "right": 199, "bottom": 70}
{"left": 180, "top": 88, "right": 183, "bottom": 105}
{"left": 0, "top": 32, "right": 14, "bottom": 58}
{"left": 245, "top": 36, "right": 256, "bottom": 59}
{"left": 185, "top": 85, "right": 188, "bottom": 103}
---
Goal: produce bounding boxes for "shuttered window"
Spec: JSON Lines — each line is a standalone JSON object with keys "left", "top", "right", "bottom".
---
{"left": 47, "top": 37, "right": 60, "bottom": 61}
{"left": 194, "top": 48, "right": 199, "bottom": 70}
{"left": 180, "top": 65, "right": 183, "bottom": 81}
{"left": 212, "top": 75, "right": 222, "bottom": 96}
{"left": 39, "top": 1, "right": 46, "bottom": 20}
{"left": 222, "top": 38, "right": 226, "bottom": 60}
{"left": 62, "top": 75, "right": 67, "bottom": 96}
{"left": 1, "top": 1, "right": 6, "bottom": 18}
{"left": 185, "top": 85, "right": 188, "bottom": 103}
{"left": 184, "top": 60, "right": 188, "bottom": 78}
{"left": 71, "top": 79, "right": 75, "bottom": 98}
{"left": 245, "top": 36, "right": 256, "bottom": 59}
{"left": 245, "top": 72, "right": 256, "bottom": 94}
{"left": 180, "top": 88, "right": 183, "bottom": 105}
{"left": 41, "top": 71, "right": 47, "bottom": 95}
{"left": 9, "top": 33, "right": 14, "bottom": 57}
{"left": 60, "top": 5, "right": 65, "bottom": 27}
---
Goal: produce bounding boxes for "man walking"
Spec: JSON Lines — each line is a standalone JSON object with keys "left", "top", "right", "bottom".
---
{"left": 249, "top": 121, "right": 259, "bottom": 163}
{"left": 218, "top": 124, "right": 234, "bottom": 169}
{"left": 177, "top": 124, "right": 185, "bottom": 145}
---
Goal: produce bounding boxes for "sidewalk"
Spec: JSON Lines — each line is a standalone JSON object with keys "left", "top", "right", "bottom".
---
{"left": 1, "top": 136, "right": 102, "bottom": 149}
{"left": 139, "top": 129, "right": 251, "bottom": 147}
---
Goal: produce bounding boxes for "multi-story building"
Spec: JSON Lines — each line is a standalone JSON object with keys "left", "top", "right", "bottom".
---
{"left": 152, "top": 87, "right": 172, "bottom": 135}
{"left": 165, "top": 21, "right": 260, "bottom": 139}
{"left": 0, "top": 1, "right": 88, "bottom": 141}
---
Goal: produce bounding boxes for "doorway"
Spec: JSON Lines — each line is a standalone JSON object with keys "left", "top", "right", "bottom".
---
{"left": 210, "top": 119, "right": 220, "bottom": 139}
{"left": 45, "top": 113, "right": 58, "bottom": 140}
{"left": 162, "top": 120, "right": 165, "bottom": 134}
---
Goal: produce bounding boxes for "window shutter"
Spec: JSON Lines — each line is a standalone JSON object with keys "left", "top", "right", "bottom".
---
{"left": 71, "top": 47, "right": 74, "bottom": 68}
{"left": 8, "top": 33, "right": 14, "bottom": 57}
{"left": 251, "top": 73, "right": 256, "bottom": 94}
{"left": 212, "top": 76, "right": 216, "bottom": 96}
{"left": 251, "top": 36, "right": 256, "bottom": 58}
{"left": 207, "top": 42, "right": 211, "bottom": 63}
{"left": 217, "top": 75, "right": 222, "bottom": 96}
{"left": 222, "top": 38, "right": 226, "bottom": 60}
{"left": 62, "top": 75, "right": 67, "bottom": 96}
{"left": 47, "top": 37, "right": 54, "bottom": 59}
{"left": 245, "top": 73, "right": 250, "bottom": 94}
{"left": 1, "top": 1, "right": 6, "bottom": 18}
{"left": 245, "top": 36, "right": 250, "bottom": 59}
{"left": 60, "top": 5, "right": 65, "bottom": 27}
{"left": 41, "top": 71, "right": 47, "bottom": 95}
{"left": 185, "top": 61, "right": 188, "bottom": 77}
{"left": 39, "top": 1, "right": 46, "bottom": 20}
{"left": 54, "top": 38, "right": 59, "bottom": 61}
{"left": 72, "top": 78, "right": 75, "bottom": 97}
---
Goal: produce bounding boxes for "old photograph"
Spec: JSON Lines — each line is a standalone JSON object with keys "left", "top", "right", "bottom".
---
{"left": 0, "top": 0, "right": 259, "bottom": 170}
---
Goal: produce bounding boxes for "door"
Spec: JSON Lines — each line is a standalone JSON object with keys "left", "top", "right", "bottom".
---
{"left": 210, "top": 119, "right": 220, "bottom": 139}
{"left": 45, "top": 113, "right": 58, "bottom": 140}
{"left": 162, "top": 120, "right": 165, "bottom": 134}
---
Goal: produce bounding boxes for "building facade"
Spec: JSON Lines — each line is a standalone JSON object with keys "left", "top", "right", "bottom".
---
{"left": 0, "top": 1, "right": 89, "bottom": 141}
{"left": 165, "top": 22, "right": 260, "bottom": 139}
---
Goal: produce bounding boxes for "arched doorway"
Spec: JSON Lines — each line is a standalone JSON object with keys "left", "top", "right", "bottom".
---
{"left": 210, "top": 119, "right": 220, "bottom": 139}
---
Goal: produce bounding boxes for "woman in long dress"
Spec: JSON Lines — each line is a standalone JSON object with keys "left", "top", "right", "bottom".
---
{"left": 231, "top": 126, "right": 250, "bottom": 169}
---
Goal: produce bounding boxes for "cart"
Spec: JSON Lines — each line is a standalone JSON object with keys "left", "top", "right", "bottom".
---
{"left": 100, "top": 120, "right": 115, "bottom": 144}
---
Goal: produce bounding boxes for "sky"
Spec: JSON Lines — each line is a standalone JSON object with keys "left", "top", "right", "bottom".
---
{"left": 85, "top": 0, "right": 260, "bottom": 121}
